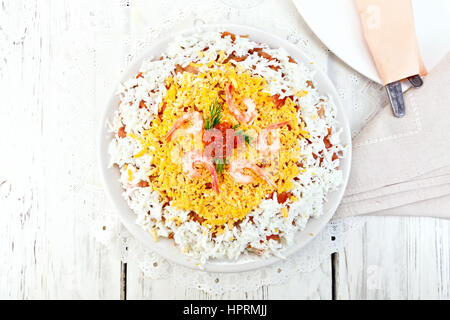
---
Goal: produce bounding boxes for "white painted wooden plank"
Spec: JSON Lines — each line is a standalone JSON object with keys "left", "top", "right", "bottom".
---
{"left": 126, "top": 257, "right": 331, "bottom": 299}
{"left": 0, "top": 0, "right": 124, "bottom": 299}
{"left": 335, "top": 216, "right": 450, "bottom": 299}
{"left": 265, "top": 258, "right": 332, "bottom": 299}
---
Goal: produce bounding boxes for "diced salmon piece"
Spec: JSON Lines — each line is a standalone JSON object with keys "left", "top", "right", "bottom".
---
{"left": 276, "top": 191, "right": 293, "bottom": 204}
{"left": 271, "top": 94, "right": 287, "bottom": 108}
{"left": 188, "top": 211, "right": 206, "bottom": 224}
{"left": 249, "top": 48, "right": 277, "bottom": 62}
{"left": 318, "top": 106, "right": 325, "bottom": 118}
{"left": 266, "top": 234, "right": 280, "bottom": 242}
{"left": 139, "top": 100, "right": 147, "bottom": 109}
{"left": 324, "top": 128, "right": 332, "bottom": 149}
{"left": 118, "top": 126, "right": 126, "bottom": 138}
{"left": 223, "top": 52, "right": 248, "bottom": 64}
{"left": 158, "top": 102, "right": 167, "bottom": 119}
{"left": 174, "top": 64, "right": 199, "bottom": 75}
{"left": 136, "top": 180, "right": 149, "bottom": 188}
{"left": 183, "top": 64, "right": 199, "bottom": 74}
{"left": 221, "top": 31, "right": 236, "bottom": 42}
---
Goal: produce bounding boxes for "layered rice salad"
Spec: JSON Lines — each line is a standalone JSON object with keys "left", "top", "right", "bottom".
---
{"left": 108, "top": 31, "right": 345, "bottom": 264}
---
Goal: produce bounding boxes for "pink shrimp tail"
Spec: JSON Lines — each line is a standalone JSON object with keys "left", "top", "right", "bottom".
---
{"left": 226, "top": 83, "right": 236, "bottom": 111}
{"left": 182, "top": 150, "right": 220, "bottom": 194}
{"left": 165, "top": 112, "right": 203, "bottom": 142}
{"left": 226, "top": 83, "right": 256, "bottom": 124}
{"left": 252, "top": 165, "right": 276, "bottom": 189}
{"left": 165, "top": 125, "right": 178, "bottom": 141}
{"left": 205, "top": 162, "right": 220, "bottom": 194}
{"left": 266, "top": 120, "right": 290, "bottom": 130}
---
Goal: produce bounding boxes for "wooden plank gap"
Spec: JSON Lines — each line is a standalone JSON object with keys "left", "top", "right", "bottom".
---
{"left": 120, "top": 262, "right": 127, "bottom": 300}
{"left": 331, "top": 252, "right": 338, "bottom": 300}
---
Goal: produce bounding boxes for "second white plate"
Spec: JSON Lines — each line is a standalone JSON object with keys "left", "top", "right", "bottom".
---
{"left": 293, "top": 0, "right": 450, "bottom": 84}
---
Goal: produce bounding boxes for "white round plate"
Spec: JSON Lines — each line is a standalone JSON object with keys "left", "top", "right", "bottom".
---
{"left": 293, "top": 0, "right": 450, "bottom": 84}
{"left": 98, "top": 24, "right": 352, "bottom": 273}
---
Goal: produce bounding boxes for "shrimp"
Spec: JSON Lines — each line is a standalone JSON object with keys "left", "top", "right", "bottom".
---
{"left": 229, "top": 159, "right": 276, "bottom": 188}
{"left": 225, "top": 83, "right": 257, "bottom": 124}
{"left": 165, "top": 111, "right": 203, "bottom": 142}
{"left": 182, "top": 150, "right": 219, "bottom": 194}
{"left": 255, "top": 121, "right": 290, "bottom": 155}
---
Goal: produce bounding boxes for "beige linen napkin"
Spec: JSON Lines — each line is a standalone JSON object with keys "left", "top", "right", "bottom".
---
{"left": 335, "top": 53, "right": 450, "bottom": 219}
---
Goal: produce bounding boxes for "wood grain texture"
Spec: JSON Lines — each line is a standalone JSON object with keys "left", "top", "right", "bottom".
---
{"left": 1, "top": 0, "right": 449, "bottom": 300}
{"left": 0, "top": 0, "right": 122, "bottom": 299}
{"left": 334, "top": 217, "right": 450, "bottom": 299}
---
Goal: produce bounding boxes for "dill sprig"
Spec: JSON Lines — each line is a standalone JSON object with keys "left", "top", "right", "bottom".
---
{"left": 235, "top": 129, "right": 253, "bottom": 145}
{"left": 232, "top": 123, "right": 252, "bottom": 145}
{"left": 204, "top": 98, "right": 223, "bottom": 130}
{"left": 213, "top": 158, "right": 227, "bottom": 175}
{"left": 236, "top": 130, "right": 252, "bottom": 145}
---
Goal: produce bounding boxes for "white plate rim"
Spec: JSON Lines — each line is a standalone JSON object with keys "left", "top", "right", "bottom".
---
{"left": 97, "top": 23, "right": 352, "bottom": 273}
{"left": 293, "top": 0, "right": 381, "bottom": 84}
{"left": 293, "top": 0, "right": 450, "bottom": 86}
